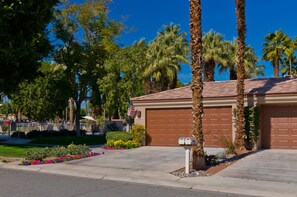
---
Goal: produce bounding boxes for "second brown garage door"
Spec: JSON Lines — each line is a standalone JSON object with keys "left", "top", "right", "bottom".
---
{"left": 146, "top": 107, "right": 232, "bottom": 147}
{"left": 261, "top": 105, "right": 297, "bottom": 149}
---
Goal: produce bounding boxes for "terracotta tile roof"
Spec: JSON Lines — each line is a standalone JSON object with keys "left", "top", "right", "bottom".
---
{"left": 132, "top": 77, "right": 297, "bottom": 102}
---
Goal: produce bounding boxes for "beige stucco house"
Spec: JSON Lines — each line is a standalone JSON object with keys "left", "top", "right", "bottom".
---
{"left": 132, "top": 77, "right": 297, "bottom": 149}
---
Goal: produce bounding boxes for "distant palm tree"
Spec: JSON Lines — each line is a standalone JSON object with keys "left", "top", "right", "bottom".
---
{"left": 144, "top": 24, "right": 189, "bottom": 93}
{"left": 235, "top": 0, "right": 246, "bottom": 150}
{"left": 222, "top": 39, "right": 264, "bottom": 80}
{"left": 262, "top": 30, "right": 290, "bottom": 77}
{"left": 282, "top": 37, "right": 297, "bottom": 76}
{"left": 190, "top": 0, "right": 205, "bottom": 170}
{"left": 202, "top": 30, "right": 227, "bottom": 81}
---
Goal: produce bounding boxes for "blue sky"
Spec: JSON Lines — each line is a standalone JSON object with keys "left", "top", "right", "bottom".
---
{"left": 107, "top": 0, "right": 297, "bottom": 84}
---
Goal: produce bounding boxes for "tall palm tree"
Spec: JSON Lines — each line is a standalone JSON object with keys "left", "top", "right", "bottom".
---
{"left": 262, "top": 30, "right": 290, "bottom": 77}
{"left": 282, "top": 37, "right": 297, "bottom": 76}
{"left": 144, "top": 24, "right": 189, "bottom": 93}
{"left": 222, "top": 39, "right": 264, "bottom": 79}
{"left": 190, "top": 0, "right": 205, "bottom": 170}
{"left": 202, "top": 30, "right": 227, "bottom": 81}
{"left": 235, "top": 0, "right": 246, "bottom": 150}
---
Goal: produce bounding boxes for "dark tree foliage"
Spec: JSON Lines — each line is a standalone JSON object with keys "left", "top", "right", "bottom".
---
{"left": 0, "top": 0, "right": 59, "bottom": 96}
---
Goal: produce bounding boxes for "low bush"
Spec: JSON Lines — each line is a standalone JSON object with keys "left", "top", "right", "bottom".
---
{"left": 11, "top": 131, "right": 27, "bottom": 139}
{"left": 105, "top": 140, "right": 139, "bottom": 149}
{"left": 106, "top": 131, "right": 133, "bottom": 142}
{"left": 114, "top": 140, "right": 126, "bottom": 149}
{"left": 26, "top": 129, "right": 87, "bottom": 139}
{"left": 125, "top": 140, "right": 139, "bottom": 149}
{"left": 220, "top": 136, "right": 236, "bottom": 155}
{"left": 131, "top": 124, "right": 145, "bottom": 146}
{"left": 106, "top": 140, "right": 115, "bottom": 147}
{"left": 50, "top": 146, "right": 69, "bottom": 157}
{"left": 205, "top": 154, "right": 218, "bottom": 166}
{"left": 67, "top": 144, "right": 90, "bottom": 155}
{"left": 1, "top": 124, "right": 9, "bottom": 132}
{"left": 25, "top": 148, "right": 51, "bottom": 160}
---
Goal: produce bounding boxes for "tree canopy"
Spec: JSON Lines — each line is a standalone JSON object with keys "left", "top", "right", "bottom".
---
{"left": 0, "top": 0, "right": 58, "bottom": 96}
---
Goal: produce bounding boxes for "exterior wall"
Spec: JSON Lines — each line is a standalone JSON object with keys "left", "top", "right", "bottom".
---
{"left": 134, "top": 94, "right": 297, "bottom": 147}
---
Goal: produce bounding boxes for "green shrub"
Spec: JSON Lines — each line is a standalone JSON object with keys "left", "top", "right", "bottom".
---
{"left": 1, "top": 124, "right": 9, "bottom": 132}
{"left": 125, "top": 140, "right": 139, "bottom": 149}
{"left": 114, "top": 140, "right": 126, "bottom": 149}
{"left": 67, "top": 144, "right": 90, "bottom": 155}
{"left": 205, "top": 154, "right": 218, "bottom": 166}
{"left": 131, "top": 124, "right": 145, "bottom": 146}
{"left": 106, "top": 131, "right": 133, "bottom": 142}
{"left": 25, "top": 148, "right": 51, "bottom": 160}
{"left": 11, "top": 131, "right": 26, "bottom": 139}
{"left": 220, "top": 136, "right": 236, "bottom": 155}
{"left": 50, "top": 146, "right": 69, "bottom": 157}
{"left": 106, "top": 140, "right": 115, "bottom": 147}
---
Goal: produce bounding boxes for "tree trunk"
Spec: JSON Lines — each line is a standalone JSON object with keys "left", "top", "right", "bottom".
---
{"left": 151, "top": 79, "right": 158, "bottom": 93}
{"left": 235, "top": 0, "right": 246, "bottom": 150}
{"left": 204, "top": 59, "right": 215, "bottom": 82}
{"left": 170, "top": 74, "right": 178, "bottom": 89}
{"left": 274, "top": 56, "right": 280, "bottom": 77}
{"left": 75, "top": 101, "right": 81, "bottom": 136}
{"left": 145, "top": 79, "right": 151, "bottom": 95}
{"left": 289, "top": 58, "right": 292, "bottom": 76}
{"left": 190, "top": 0, "right": 205, "bottom": 170}
{"left": 230, "top": 65, "right": 237, "bottom": 80}
{"left": 69, "top": 98, "right": 74, "bottom": 130}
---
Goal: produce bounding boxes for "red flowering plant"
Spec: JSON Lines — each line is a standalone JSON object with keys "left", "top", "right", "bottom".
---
{"left": 22, "top": 144, "right": 103, "bottom": 166}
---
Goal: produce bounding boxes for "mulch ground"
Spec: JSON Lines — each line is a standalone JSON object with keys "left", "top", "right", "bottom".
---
{"left": 171, "top": 150, "right": 256, "bottom": 177}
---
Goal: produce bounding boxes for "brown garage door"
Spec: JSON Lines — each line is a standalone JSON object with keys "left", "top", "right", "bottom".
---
{"left": 261, "top": 105, "right": 297, "bottom": 149}
{"left": 146, "top": 107, "right": 232, "bottom": 147}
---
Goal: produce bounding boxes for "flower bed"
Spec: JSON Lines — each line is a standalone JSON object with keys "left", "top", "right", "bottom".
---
{"left": 22, "top": 152, "right": 102, "bottom": 166}
{"left": 103, "top": 146, "right": 125, "bottom": 150}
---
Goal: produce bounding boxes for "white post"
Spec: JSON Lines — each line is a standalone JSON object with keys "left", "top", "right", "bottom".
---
{"left": 185, "top": 147, "right": 191, "bottom": 175}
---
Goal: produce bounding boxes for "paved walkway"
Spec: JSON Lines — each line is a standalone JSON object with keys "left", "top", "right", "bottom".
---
{"left": 0, "top": 147, "right": 296, "bottom": 197}
{"left": 218, "top": 149, "right": 297, "bottom": 184}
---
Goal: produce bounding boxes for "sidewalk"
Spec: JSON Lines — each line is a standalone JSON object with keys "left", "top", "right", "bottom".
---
{"left": 0, "top": 148, "right": 296, "bottom": 197}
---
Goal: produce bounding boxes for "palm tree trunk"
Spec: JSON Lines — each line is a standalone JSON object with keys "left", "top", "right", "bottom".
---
{"left": 274, "top": 56, "right": 280, "bottom": 77}
{"left": 170, "top": 74, "right": 178, "bottom": 89}
{"left": 204, "top": 59, "right": 215, "bottom": 81}
{"left": 230, "top": 65, "right": 237, "bottom": 80}
{"left": 190, "top": 0, "right": 205, "bottom": 170}
{"left": 235, "top": 0, "right": 246, "bottom": 150}
{"left": 145, "top": 79, "right": 151, "bottom": 95}
{"left": 289, "top": 58, "right": 292, "bottom": 76}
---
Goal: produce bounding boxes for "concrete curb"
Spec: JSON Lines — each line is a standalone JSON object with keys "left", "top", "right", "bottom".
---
{"left": 1, "top": 162, "right": 297, "bottom": 197}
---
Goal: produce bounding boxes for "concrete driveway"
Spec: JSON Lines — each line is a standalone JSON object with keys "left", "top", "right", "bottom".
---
{"left": 217, "top": 149, "right": 297, "bottom": 184}
{"left": 66, "top": 146, "right": 223, "bottom": 172}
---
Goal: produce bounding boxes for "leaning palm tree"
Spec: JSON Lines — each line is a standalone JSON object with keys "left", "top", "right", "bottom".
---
{"left": 144, "top": 24, "right": 189, "bottom": 93}
{"left": 235, "top": 0, "right": 246, "bottom": 150}
{"left": 202, "top": 30, "right": 227, "bottom": 81}
{"left": 221, "top": 39, "right": 264, "bottom": 79}
{"left": 262, "top": 30, "right": 290, "bottom": 77}
{"left": 190, "top": 0, "right": 205, "bottom": 170}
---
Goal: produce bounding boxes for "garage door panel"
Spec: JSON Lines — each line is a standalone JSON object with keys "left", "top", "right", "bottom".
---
{"left": 261, "top": 105, "right": 297, "bottom": 149}
{"left": 146, "top": 108, "right": 232, "bottom": 147}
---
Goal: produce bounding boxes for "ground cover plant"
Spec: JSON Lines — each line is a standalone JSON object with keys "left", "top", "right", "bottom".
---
{"left": 0, "top": 144, "right": 45, "bottom": 158}
{"left": 22, "top": 144, "right": 102, "bottom": 165}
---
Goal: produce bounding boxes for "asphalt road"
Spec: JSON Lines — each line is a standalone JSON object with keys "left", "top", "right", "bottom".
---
{"left": 0, "top": 168, "right": 254, "bottom": 197}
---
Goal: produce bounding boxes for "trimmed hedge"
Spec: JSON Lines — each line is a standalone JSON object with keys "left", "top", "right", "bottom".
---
{"left": 106, "top": 131, "right": 133, "bottom": 142}
{"left": 26, "top": 129, "right": 87, "bottom": 138}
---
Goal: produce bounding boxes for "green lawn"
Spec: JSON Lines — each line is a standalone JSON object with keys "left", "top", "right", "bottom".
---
{"left": 0, "top": 144, "right": 44, "bottom": 158}
{"left": 30, "top": 135, "right": 106, "bottom": 146}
